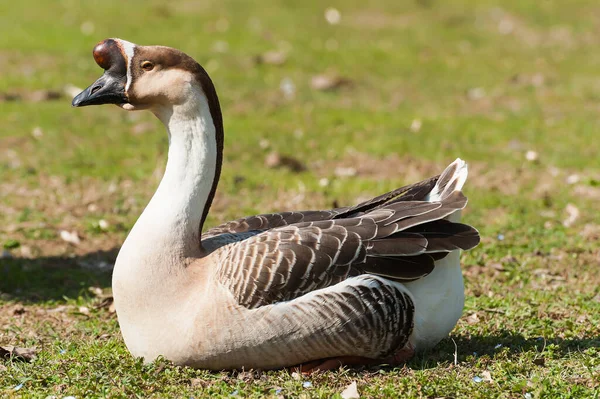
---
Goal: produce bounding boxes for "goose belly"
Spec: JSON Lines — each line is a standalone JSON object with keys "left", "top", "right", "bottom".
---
{"left": 402, "top": 249, "right": 465, "bottom": 351}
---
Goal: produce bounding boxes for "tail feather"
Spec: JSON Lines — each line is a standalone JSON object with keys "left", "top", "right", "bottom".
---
{"left": 344, "top": 158, "right": 479, "bottom": 282}
{"left": 426, "top": 158, "right": 468, "bottom": 202}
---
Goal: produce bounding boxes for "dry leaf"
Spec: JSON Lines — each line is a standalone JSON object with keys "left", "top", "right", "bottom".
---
{"left": 341, "top": 381, "right": 360, "bottom": 399}
{"left": 96, "top": 296, "right": 116, "bottom": 313}
{"left": 265, "top": 152, "right": 307, "bottom": 172}
{"left": 310, "top": 74, "right": 352, "bottom": 91}
{"left": 466, "top": 313, "right": 479, "bottom": 324}
{"left": 563, "top": 203, "right": 580, "bottom": 227}
{"left": 481, "top": 370, "right": 493, "bottom": 382}
{"left": 255, "top": 51, "right": 287, "bottom": 65}
{"left": 1, "top": 346, "right": 37, "bottom": 362}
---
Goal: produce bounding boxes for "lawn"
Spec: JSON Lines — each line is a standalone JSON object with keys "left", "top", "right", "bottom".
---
{"left": 1, "top": 0, "right": 599, "bottom": 397}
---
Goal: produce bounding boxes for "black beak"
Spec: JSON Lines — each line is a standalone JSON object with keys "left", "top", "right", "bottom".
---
{"left": 72, "top": 72, "right": 128, "bottom": 107}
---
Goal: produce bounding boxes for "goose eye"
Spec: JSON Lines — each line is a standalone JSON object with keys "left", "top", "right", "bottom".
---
{"left": 141, "top": 61, "right": 154, "bottom": 71}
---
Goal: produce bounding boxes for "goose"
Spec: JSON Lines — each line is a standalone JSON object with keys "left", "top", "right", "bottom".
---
{"left": 71, "top": 38, "right": 480, "bottom": 371}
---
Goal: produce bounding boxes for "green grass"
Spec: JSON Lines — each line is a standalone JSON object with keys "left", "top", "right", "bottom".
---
{"left": 2, "top": 0, "right": 599, "bottom": 397}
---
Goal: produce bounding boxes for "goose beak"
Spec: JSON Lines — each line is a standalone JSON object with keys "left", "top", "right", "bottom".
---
{"left": 72, "top": 72, "right": 128, "bottom": 107}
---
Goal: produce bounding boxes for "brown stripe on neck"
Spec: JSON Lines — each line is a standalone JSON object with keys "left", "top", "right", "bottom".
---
{"left": 128, "top": 45, "right": 224, "bottom": 247}
{"left": 192, "top": 64, "right": 223, "bottom": 246}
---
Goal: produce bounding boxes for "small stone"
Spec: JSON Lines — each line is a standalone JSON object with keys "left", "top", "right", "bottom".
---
{"left": 60, "top": 230, "right": 81, "bottom": 245}
{"left": 341, "top": 381, "right": 359, "bottom": 399}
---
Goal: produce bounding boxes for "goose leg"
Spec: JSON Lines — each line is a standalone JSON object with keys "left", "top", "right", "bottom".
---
{"left": 294, "top": 342, "right": 416, "bottom": 374}
{"left": 384, "top": 342, "right": 416, "bottom": 364}
{"left": 296, "top": 356, "right": 378, "bottom": 374}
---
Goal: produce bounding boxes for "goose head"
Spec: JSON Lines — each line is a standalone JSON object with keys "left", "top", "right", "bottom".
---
{"left": 72, "top": 38, "right": 220, "bottom": 117}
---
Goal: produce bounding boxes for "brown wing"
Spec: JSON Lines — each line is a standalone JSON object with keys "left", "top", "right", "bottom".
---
{"left": 215, "top": 191, "right": 478, "bottom": 309}
{"left": 202, "top": 175, "right": 440, "bottom": 239}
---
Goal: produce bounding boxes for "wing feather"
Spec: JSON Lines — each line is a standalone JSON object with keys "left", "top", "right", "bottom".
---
{"left": 216, "top": 186, "right": 478, "bottom": 309}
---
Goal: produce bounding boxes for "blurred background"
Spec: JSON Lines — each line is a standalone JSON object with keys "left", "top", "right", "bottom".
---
{"left": 2, "top": 0, "right": 600, "bottom": 291}
{"left": 1, "top": 1, "right": 599, "bottom": 396}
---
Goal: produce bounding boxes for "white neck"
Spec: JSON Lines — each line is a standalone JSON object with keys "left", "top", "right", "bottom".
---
{"left": 118, "top": 88, "right": 217, "bottom": 273}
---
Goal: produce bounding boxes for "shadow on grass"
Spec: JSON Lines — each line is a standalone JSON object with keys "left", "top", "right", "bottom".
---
{"left": 406, "top": 332, "right": 600, "bottom": 370}
{"left": 1, "top": 249, "right": 117, "bottom": 303}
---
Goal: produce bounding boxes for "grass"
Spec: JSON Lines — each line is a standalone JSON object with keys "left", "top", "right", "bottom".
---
{"left": 1, "top": 0, "right": 600, "bottom": 397}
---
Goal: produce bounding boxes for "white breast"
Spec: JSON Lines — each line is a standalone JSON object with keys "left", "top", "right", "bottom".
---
{"left": 402, "top": 210, "right": 465, "bottom": 351}
{"left": 403, "top": 250, "right": 464, "bottom": 350}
